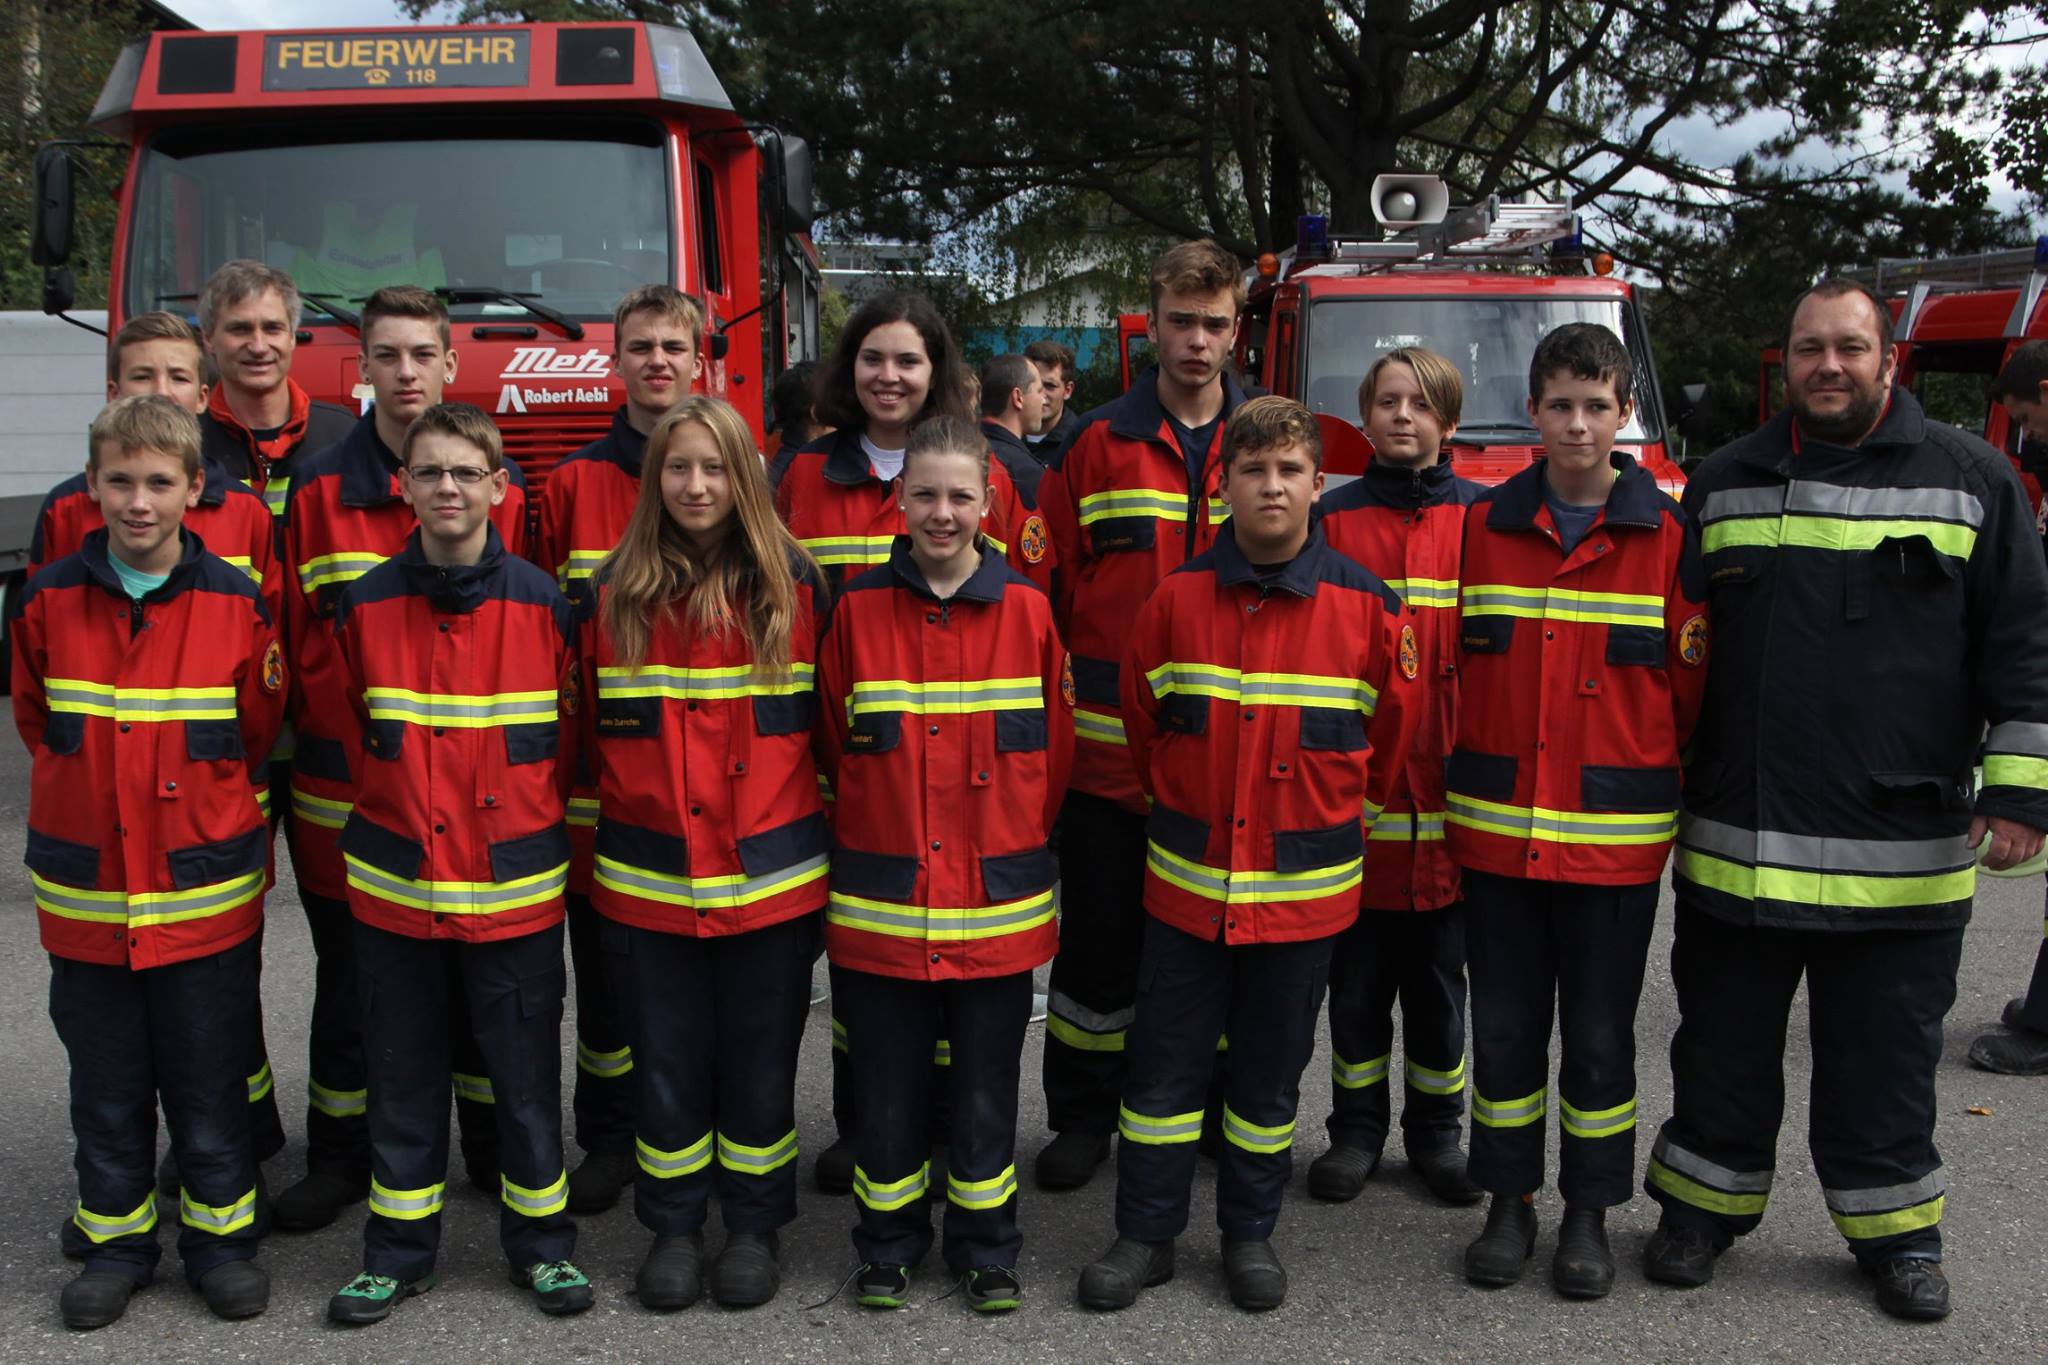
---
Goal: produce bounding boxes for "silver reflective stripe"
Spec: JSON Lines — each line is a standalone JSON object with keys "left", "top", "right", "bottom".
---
{"left": 849, "top": 683, "right": 1042, "bottom": 709}
{"left": 1147, "top": 844, "right": 1228, "bottom": 894}
{"left": 1458, "top": 590, "right": 1663, "bottom": 624}
{"left": 366, "top": 692, "right": 557, "bottom": 722}
{"left": 1048, "top": 991, "right": 1134, "bottom": 1035}
{"left": 1237, "top": 677, "right": 1369, "bottom": 706}
{"left": 825, "top": 894, "right": 1053, "bottom": 936}
{"left": 1679, "top": 815, "right": 1974, "bottom": 875}
{"left": 1119, "top": 1111, "right": 1202, "bottom": 1141}
{"left": 1650, "top": 1133, "right": 1774, "bottom": 1192}
{"left": 596, "top": 852, "right": 826, "bottom": 906}
{"left": 718, "top": 1130, "right": 799, "bottom": 1173}
{"left": 1699, "top": 487, "right": 1786, "bottom": 522}
{"left": 1986, "top": 720, "right": 2048, "bottom": 758}
{"left": 1474, "top": 1091, "right": 1546, "bottom": 1123}
{"left": 1332, "top": 1052, "right": 1390, "bottom": 1087}
{"left": 345, "top": 858, "right": 568, "bottom": 912}
{"left": 1446, "top": 798, "right": 1676, "bottom": 839}
{"left": 1787, "top": 482, "right": 1984, "bottom": 526}
{"left": 636, "top": 1134, "right": 712, "bottom": 1177}
{"left": 180, "top": 1189, "right": 257, "bottom": 1233}
{"left": 369, "top": 1185, "right": 443, "bottom": 1215}
{"left": 501, "top": 1175, "right": 567, "bottom": 1214}
{"left": 1823, "top": 1169, "right": 1946, "bottom": 1214}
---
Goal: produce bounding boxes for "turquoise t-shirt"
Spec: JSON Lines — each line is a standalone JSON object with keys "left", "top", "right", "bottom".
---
{"left": 110, "top": 555, "right": 169, "bottom": 601}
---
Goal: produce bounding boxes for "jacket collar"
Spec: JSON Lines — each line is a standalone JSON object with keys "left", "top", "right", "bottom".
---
{"left": 195, "top": 453, "right": 234, "bottom": 507}
{"left": 598, "top": 406, "right": 647, "bottom": 477}
{"left": 205, "top": 378, "right": 312, "bottom": 464}
{"left": 78, "top": 525, "right": 207, "bottom": 602}
{"left": 885, "top": 534, "right": 1009, "bottom": 603}
{"left": 393, "top": 524, "right": 506, "bottom": 613}
{"left": 334, "top": 411, "right": 406, "bottom": 508}
{"left": 1350, "top": 456, "right": 1463, "bottom": 509}
{"left": 1486, "top": 451, "right": 1662, "bottom": 531}
{"left": 1106, "top": 366, "right": 1250, "bottom": 445}
{"left": 1738, "top": 386, "right": 1929, "bottom": 478}
{"left": 1211, "top": 518, "right": 1328, "bottom": 598}
{"left": 822, "top": 427, "right": 884, "bottom": 487}
{"left": 981, "top": 419, "right": 1036, "bottom": 466}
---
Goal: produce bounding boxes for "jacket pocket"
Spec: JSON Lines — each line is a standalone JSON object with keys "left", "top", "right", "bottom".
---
{"left": 1146, "top": 801, "right": 1211, "bottom": 864}
{"left": 739, "top": 810, "right": 829, "bottom": 876}
{"left": 1871, "top": 770, "right": 1973, "bottom": 814}
{"left": 1460, "top": 616, "right": 1515, "bottom": 654}
{"left": 1605, "top": 625, "right": 1667, "bottom": 668}
{"left": 1581, "top": 764, "right": 1681, "bottom": 814}
{"left": 595, "top": 694, "right": 661, "bottom": 739}
{"left": 1273, "top": 817, "right": 1364, "bottom": 872}
{"left": 1875, "top": 535, "right": 1962, "bottom": 590}
{"left": 361, "top": 718, "right": 404, "bottom": 763}
{"left": 595, "top": 818, "right": 687, "bottom": 876}
{"left": 185, "top": 717, "right": 245, "bottom": 762}
{"left": 295, "top": 732, "right": 352, "bottom": 783}
{"left": 996, "top": 708, "right": 1049, "bottom": 752}
{"left": 1158, "top": 693, "right": 1209, "bottom": 737}
{"left": 166, "top": 825, "right": 268, "bottom": 891}
{"left": 1087, "top": 517, "right": 1159, "bottom": 557}
{"left": 1445, "top": 749, "right": 1518, "bottom": 801}
{"left": 26, "top": 826, "right": 99, "bottom": 885}
{"left": 831, "top": 843, "right": 919, "bottom": 901}
{"left": 981, "top": 846, "right": 1057, "bottom": 901}
{"left": 1069, "top": 655, "right": 1121, "bottom": 708}
{"left": 40, "top": 711, "right": 84, "bottom": 756}
{"left": 504, "top": 721, "right": 559, "bottom": 765}
{"left": 845, "top": 710, "right": 902, "bottom": 755}
{"left": 489, "top": 824, "right": 571, "bottom": 883}
{"left": 753, "top": 692, "right": 817, "bottom": 737}
{"left": 339, "top": 810, "right": 426, "bottom": 881}
{"left": 1299, "top": 706, "right": 1367, "bottom": 752}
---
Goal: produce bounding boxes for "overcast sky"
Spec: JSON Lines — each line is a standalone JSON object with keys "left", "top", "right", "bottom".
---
{"left": 171, "top": 1, "right": 417, "bottom": 26}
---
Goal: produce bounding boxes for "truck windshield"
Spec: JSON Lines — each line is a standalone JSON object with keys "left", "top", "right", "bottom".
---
{"left": 127, "top": 117, "right": 672, "bottom": 324}
{"left": 1304, "top": 296, "right": 1659, "bottom": 441}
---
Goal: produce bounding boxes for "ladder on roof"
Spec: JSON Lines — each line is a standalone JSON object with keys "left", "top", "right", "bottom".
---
{"left": 1321, "top": 198, "right": 1579, "bottom": 269}
{"left": 1847, "top": 242, "right": 2048, "bottom": 341}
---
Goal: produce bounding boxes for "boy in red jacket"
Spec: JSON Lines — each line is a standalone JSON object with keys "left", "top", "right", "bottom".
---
{"left": 1448, "top": 323, "right": 1706, "bottom": 1299}
{"left": 16, "top": 396, "right": 285, "bottom": 1329}
{"left": 1078, "top": 397, "right": 1415, "bottom": 1313}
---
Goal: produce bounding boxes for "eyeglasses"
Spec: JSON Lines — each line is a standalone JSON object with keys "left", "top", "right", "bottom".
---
{"left": 405, "top": 465, "right": 492, "bottom": 485}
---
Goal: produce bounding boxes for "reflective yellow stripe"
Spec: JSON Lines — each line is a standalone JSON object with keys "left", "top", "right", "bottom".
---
{"left": 219, "top": 555, "right": 260, "bottom": 582}
{"left": 452, "top": 1071, "right": 494, "bottom": 1104}
{"left": 1406, "top": 1057, "right": 1466, "bottom": 1096}
{"left": 1560, "top": 1094, "right": 1635, "bottom": 1138}
{"left": 1221, "top": 1105, "right": 1293, "bottom": 1154}
{"left": 44, "top": 679, "right": 238, "bottom": 722}
{"left": 1703, "top": 515, "right": 1976, "bottom": 560}
{"left": 1828, "top": 1197, "right": 1945, "bottom": 1239}
{"left": 637, "top": 1132, "right": 712, "bottom": 1178}
{"left": 345, "top": 855, "right": 568, "bottom": 916}
{"left": 1675, "top": 847, "right": 1977, "bottom": 909}
{"left": 296, "top": 551, "right": 387, "bottom": 593}
{"left": 1078, "top": 488, "right": 1191, "bottom": 525}
{"left": 825, "top": 890, "right": 1056, "bottom": 942}
{"left": 567, "top": 796, "right": 599, "bottom": 828}
{"left": 595, "top": 662, "right": 813, "bottom": 700}
{"left": 846, "top": 676, "right": 1042, "bottom": 717}
{"left": 363, "top": 688, "right": 559, "bottom": 728}
{"left": 1446, "top": 793, "right": 1677, "bottom": 846}
{"left": 797, "top": 534, "right": 894, "bottom": 567}
{"left": 32, "top": 869, "right": 264, "bottom": 928}
{"left": 263, "top": 478, "right": 289, "bottom": 516}
{"left": 1368, "top": 810, "right": 1446, "bottom": 841}
{"left": 1206, "top": 496, "right": 1230, "bottom": 521}
{"left": 1145, "top": 841, "right": 1363, "bottom": 905}
{"left": 559, "top": 549, "right": 608, "bottom": 586}
{"left": 254, "top": 786, "right": 274, "bottom": 821}
{"left": 246, "top": 1061, "right": 274, "bottom": 1104}
{"left": 1647, "top": 1158, "right": 1770, "bottom": 1216}
{"left": 1118, "top": 1103, "right": 1203, "bottom": 1145}
{"left": 73, "top": 1195, "right": 158, "bottom": 1243}
{"left": 576, "top": 1040, "right": 633, "bottom": 1078}
{"left": 717, "top": 1129, "right": 799, "bottom": 1175}
{"left": 1332, "top": 1052, "right": 1389, "bottom": 1088}
{"left": 1046, "top": 1015, "right": 1124, "bottom": 1052}
{"left": 1472, "top": 1086, "right": 1546, "bottom": 1129}
{"left": 1458, "top": 583, "right": 1665, "bottom": 626}
{"left": 1144, "top": 661, "right": 1379, "bottom": 714}
{"left": 1383, "top": 576, "right": 1459, "bottom": 609}
{"left": 1073, "top": 707, "right": 1127, "bottom": 746}
{"left": 310, "top": 1079, "right": 368, "bottom": 1118}
{"left": 502, "top": 1171, "right": 569, "bottom": 1217}
{"left": 181, "top": 1186, "right": 258, "bottom": 1235}
{"left": 853, "top": 1161, "right": 929, "bottom": 1211}
{"left": 1983, "top": 754, "right": 2048, "bottom": 792}
{"left": 947, "top": 1165, "right": 1019, "bottom": 1210}
{"left": 369, "top": 1178, "right": 445, "bottom": 1221}
{"left": 594, "top": 851, "right": 827, "bottom": 910}
{"left": 291, "top": 785, "right": 353, "bottom": 829}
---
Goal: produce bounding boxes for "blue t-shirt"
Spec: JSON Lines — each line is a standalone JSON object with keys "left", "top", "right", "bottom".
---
{"left": 1542, "top": 472, "right": 1605, "bottom": 555}
{"left": 110, "top": 554, "right": 169, "bottom": 601}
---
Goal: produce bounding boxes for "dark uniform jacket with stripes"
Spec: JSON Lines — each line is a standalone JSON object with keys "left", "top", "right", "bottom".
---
{"left": 1676, "top": 389, "right": 2048, "bottom": 930}
{"left": 332, "top": 528, "right": 574, "bottom": 942}
{"left": 283, "top": 412, "right": 527, "bottom": 899}
{"left": 1122, "top": 520, "right": 1417, "bottom": 944}
{"left": 817, "top": 537, "right": 1074, "bottom": 982}
{"left": 774, "top": 427, "right": 1053, "bottom": 597}
{"left": 1040, "top": 368, "right": 1250, "bottom": 811}
{"left": 1319, "top": 458, "right": 1485, "bottom": 911}
{"left": 529, "top": 406, "right": 645, "bottom": 890}
{"left": 1447, "top": 454, "right": 1707, "bottom": 886}
{"left": 31, "top": 455, "right": 284, "bottom": 629}
{"left": 201, "top": 379, "right": 357, "bottom": 530}
{"left": 573, "top": 556, "right": 831, "bottom": 937}
{"left": 13, "top": 529, "right": 285, "bottom": 968}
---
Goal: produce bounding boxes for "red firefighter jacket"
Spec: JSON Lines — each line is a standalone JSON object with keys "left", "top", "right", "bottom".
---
{"left": 13, "top": 528, "right": 285, "bottom": 968}
{"left": 1122, "top": 520, "right": 1416, "bottom": 945}
{"left": 1447, "top": 454, "right": 1707, "bottom": 886}
{"left": 574, "top": 555, "right": 831, "bottom": 937}
{"left": 200, "top": 379, "right": 357, "bottom": 526}
{"left": 283, "top": 412, "right": 527, "bottom": 898}
{"left": 775, "top": 427, "right": 1054, "bottom": 598}
{"left": 816, "top": 537, "right": 1073, "bottom": 981}
{"left": 1041, "top": 368, "right": 1250, "bottom": 810}
{"left": 530, "top": 406, "right": 646, "bottom": 887}
{"left": 333, "top": 527, "right": 574, "bottom": 942}
{"left": 1318, "top": 459, "right": 1484, "bottom": 911}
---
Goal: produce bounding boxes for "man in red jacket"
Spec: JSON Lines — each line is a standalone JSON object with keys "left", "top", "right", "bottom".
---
{"left": 1035, "top": 239, "right": 1252, "bottom": 1189}
{"left": 1077, "top": 397, "right": 1415, "bottom": 1313}
{"left": 16, "top": 396, "right": 285, "bottom": 1329}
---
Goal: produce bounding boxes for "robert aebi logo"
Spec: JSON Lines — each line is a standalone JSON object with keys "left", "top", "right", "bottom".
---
{"left": 496, "top": 346, "right": 615, "bottom": 413}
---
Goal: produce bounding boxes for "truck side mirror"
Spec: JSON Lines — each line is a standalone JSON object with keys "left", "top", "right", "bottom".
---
{"left": 32, "top": 146, "right": 75, "bottom": 267}
{"left": 780, "top": 134, "right": 814, "bottom": 235}
{"left": 42, "top": 266, "right": 76, "bottom": 316}
{"left": 1678, "top": 382, "right": 1712, "bottom": 442}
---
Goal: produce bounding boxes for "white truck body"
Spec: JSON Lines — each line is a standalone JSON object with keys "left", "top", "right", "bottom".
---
{"left": 0, "top": 310, "right": 108, "bottom": 574}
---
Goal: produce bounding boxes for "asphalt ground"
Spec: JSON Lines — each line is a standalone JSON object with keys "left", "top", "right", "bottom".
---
{"left": 0, "top": 734, "right": 2044, "bottom": 1363}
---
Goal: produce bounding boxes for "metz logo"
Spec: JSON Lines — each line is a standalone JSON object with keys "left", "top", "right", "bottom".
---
{"left": 497, "top": 347, "right": 615, "bottom": 414}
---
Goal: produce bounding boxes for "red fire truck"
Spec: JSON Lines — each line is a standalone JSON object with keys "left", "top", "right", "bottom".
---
{"left": 31, "top": 20, "right": 819, "bottom": 488}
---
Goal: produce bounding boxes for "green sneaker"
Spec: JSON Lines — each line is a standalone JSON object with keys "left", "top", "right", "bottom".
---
{"left": 511, "top": 1260, "right": 595, "bottom": 1316}
{"left": 963, "top": 1265, "right": 1022, "bottom": 1312}
{"left": 855, "top": 1262, "right": 910, "bottom": 1309}
{"left": 328, "top": 1270, "right": 437, "bottom": 1325}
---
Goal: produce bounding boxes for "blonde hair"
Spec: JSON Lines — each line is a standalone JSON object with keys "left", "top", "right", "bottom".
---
{"left": 612, "top": 284, "right": 707, "bottom": 351}
{"left": 401, "top": 402, "right": 504, "bottom": 471}
{"left": 108, "top": 311, "right": 203, "bottom": 382}
{"left": 599, "top": 395, "right": 819, "bottom": 673}
{"left": 1358, "top": 346, "right": 1465, "bottom": 431}
{"left": 89, "top": 394, "right": 201, "bottom": 476}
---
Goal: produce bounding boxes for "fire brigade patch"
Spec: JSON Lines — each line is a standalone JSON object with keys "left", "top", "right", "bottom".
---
{"left": 561, "top": 660, "right": 581, "bottom": 716}
{"left": 1398, "top": 624, "right": 1420, "bottom": 681}
{"left": 1060, "top": 653, "right": 1076, "bottom": 708}
{"left": 1021, "top": 514, "right": 1049, "bottom": 564}
{"left": 261, "top": 640, "right": 284, "bottom": 694}
{"left": 1679, "top": 614, "right": 1709, "bottom": 667}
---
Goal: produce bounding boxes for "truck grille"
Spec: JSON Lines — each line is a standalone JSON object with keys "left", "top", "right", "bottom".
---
{"left": 497, "top": 412, "right": 615, "bottom": 498}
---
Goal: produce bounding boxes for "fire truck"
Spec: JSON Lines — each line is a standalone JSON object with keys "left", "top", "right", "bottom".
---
{"left": 1229, "top": 176, "right": 1686, "bottom": 489}
{"left": 29, "top": 20, "right": 820, "bottom": 492}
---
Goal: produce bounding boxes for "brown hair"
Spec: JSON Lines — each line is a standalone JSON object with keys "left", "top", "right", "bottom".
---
{"left": 1220, "top": 395, "right": 1322, "bottom": 473}
{"left": 612, "top": 284, "right": 707, "bottom": 351}
{"left": 1785, "top": 277, "right": 1894, "bottom": 358}
{"left": 1024, "top": 338, "right": 1075, "bottom": 382}
{"left": 599, "top": 395, "right": 818, "bottom": 674}
{"left": 1148, "top": 238, "right": 1246, "bottom": 313}
{"left": 108, "top": 311, "right": 204, "bottom": 383}
{"left": 1994, "top": 339, "right": 2048, "bottom": 402}
{"left": 401, "top": 402, "right": 503, "bottom": 471}
{"left": 814, "top": 291, "right": 971, "bottom": 434}
{"left": 1359, "top": 346, "right": 1465, "bottom": 431}
{"left": 89, "top": 394, "right": 201, "bottom": 476}
{"left": 362, "top": 284, "right": 452, "bottom": 350}
{"left": 903, "top": 414, "right": 991, "bottom": 481}
{"left": 198, "top": 259, "right": 298, "bottom": 334}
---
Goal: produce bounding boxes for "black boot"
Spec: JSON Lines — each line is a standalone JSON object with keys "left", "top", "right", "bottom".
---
{"left": 813, "top": 1137, "right": 856, "bottom": 1195}
{"left": 1035, "top": 1131, "right": 1112, "bottom": 1191}
{"left": 59, "top": 1271, "right": 141, "bottom": 1330}
{"left": 565, "top": 1149, "right": 634, "bottom": 1214}
{"left": 1864, "top": 1257, "right": 1951, "bottom": 1321}
{"left": 1409, "top": 1144, "right": 1485, "bottom": 1205}
{"left": 1077, "top": 1237, "right": 1174, "bottom": 1310}
{"left": 1642, "top": 1220, "right": 1719, "bottom": 1287}
{"left": 1305, "top": 1144, "right": 1379, "bottom": 1202}
{"left": 1551, "top": 1205, "right": 1614, "bottom": 1299}
{"left": 1968, "top": 1025, "right": 2048, "bottom": 1075}
{"left": 198, "top": 1259, "right": 270, "bottom": 1320}
{"left": 1222, "top": 1238, "right": 1287, "bottom": 1311}
{"left": 710, "top": 1231, "right": 780, "bottom": 1307}
{"left": 635, "top": 1232, "right": 704, "bottom": 1311}
{"left": 271, "top": 1169, "right": 366, "bottom": 1232}
{"left": 1463, "top": 1195, "right": 1537, "bottom": 1287}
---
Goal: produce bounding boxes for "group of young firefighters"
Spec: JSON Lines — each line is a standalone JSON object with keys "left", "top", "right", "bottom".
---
{"left": 23, "top": 235, "right": 2048, "bottom": 1333}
